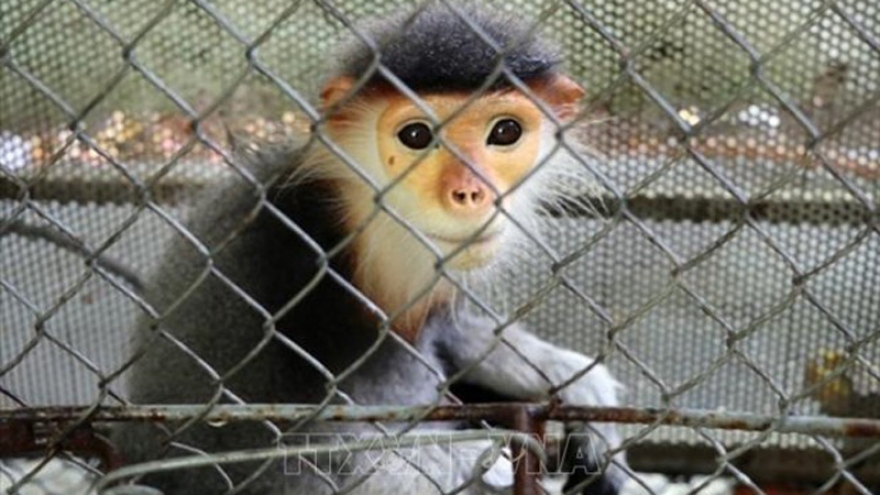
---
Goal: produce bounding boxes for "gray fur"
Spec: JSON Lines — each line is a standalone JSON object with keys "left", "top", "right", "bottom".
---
{"left": 112, "top": 141, "right": 626, "bottom": 494}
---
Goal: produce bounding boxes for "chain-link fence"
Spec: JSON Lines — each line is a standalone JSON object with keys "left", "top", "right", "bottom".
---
{"left": 2, "top": 0, "right": 879, "bottom": 494}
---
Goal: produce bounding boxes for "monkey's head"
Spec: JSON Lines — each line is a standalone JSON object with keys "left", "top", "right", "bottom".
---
{"left": 307, "top": 5, "right": 585, "bottom": 327}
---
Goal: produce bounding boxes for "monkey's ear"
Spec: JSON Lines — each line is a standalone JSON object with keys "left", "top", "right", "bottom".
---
{"left": 532, "top": 75, "right": 585, "bottom": 122}
{"left": 320, "top": 76, "right": 357, "bottom": 110}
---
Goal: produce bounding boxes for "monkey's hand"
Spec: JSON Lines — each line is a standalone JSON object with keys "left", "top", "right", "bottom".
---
{"left": 431, "top": 313, "right": 627, "bottom": 494}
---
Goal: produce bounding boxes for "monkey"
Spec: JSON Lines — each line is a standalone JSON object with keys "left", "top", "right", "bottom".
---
{"left": 110, "top": 4, "right": 628, "bottom": 495}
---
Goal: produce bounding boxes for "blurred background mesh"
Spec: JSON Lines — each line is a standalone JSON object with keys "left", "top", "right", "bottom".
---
{"left": 1, "top": 0, "right": 879, "bottom": 472}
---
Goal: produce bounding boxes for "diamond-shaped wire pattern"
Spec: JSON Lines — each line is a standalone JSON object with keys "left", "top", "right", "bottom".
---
{"left": 1, "top": 0, "right": 879, "bottom": 494}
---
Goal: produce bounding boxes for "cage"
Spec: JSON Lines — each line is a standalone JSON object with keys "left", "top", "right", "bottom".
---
{"left": 1, "top": 1, "right": 879, "bottom": 494}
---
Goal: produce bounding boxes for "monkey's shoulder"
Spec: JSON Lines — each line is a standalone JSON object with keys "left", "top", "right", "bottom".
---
{"left": 143, "top": 143, "right": 346, "bottom": 315}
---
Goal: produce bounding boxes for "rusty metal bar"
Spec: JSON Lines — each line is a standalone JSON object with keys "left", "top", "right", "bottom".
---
{"left": 0, "top": 420, "right": 123, "bottom": 470}
{"left": 510, "top": 406, "right": 544, "bottom": 495}
{"left": 3, "top": 404, "right": 880, "bottom": 438}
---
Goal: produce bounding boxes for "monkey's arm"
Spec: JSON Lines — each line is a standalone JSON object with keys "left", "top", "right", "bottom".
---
{"left": 432, "top": 312, "right": 627, "bottom": 491}
{"left": 436, "top": 313, "right": 618, "bottom": 409}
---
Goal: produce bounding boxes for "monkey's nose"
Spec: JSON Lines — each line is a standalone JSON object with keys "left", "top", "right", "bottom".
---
{"left": 451, "top": 187, "right": 487, "bottom": 207}
{"left": 440, "top": 161, "right": 496, "bottom": 215}
{"left": 448, "top": 184, "right": 493, "bottom": 213}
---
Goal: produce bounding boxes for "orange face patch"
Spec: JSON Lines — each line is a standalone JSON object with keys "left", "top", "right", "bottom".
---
{"left": 319, "top": 76, "right": 583, "bottom": 228}
{"left": 318, "top": 75, "right": 584, "bottom": 271}
{"left": 375, "top": 90, "right": 544, "bottom": 222}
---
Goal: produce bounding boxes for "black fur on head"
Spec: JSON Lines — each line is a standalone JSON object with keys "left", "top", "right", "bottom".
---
{"left": 336, "top": 3, "right": 562, "bottom": 92}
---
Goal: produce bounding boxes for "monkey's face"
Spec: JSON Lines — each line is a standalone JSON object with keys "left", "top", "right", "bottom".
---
{"left": 317, "top": 76, "right": 583, "bottom": 325}
{"left": 321, "top": 76, "right": 583, "bottom": 274}
{"left": 371, "top": 90, "right": 545, "bottom": 269}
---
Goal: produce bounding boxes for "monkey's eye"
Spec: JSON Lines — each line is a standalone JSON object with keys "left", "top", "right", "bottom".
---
{"left": 487, "top": 119, "right": 522, "bottom": 146}
{"left": 397, "top": 122, "right": 433, "bottom": 150}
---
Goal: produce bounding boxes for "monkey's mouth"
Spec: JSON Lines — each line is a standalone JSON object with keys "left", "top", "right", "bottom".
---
{"left": 426, "top": 231, "right": 501, "bottom": 247}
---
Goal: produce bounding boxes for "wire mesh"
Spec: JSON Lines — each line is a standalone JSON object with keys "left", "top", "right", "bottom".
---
{"left": 1, "top": 0, "right": 879, "bottom": 494}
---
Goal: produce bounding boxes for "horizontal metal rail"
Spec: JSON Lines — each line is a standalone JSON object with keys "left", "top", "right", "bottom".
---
{"left": 3, "top": 404, "right": 880, "bottom": 438}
